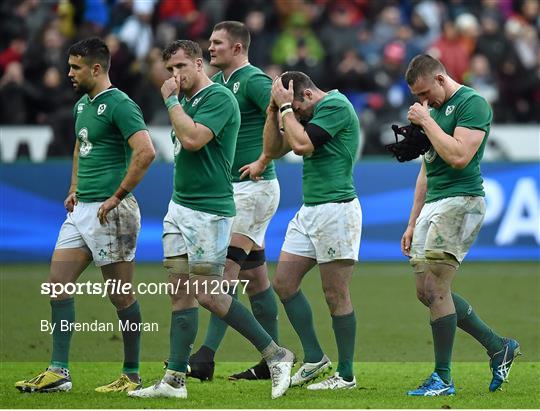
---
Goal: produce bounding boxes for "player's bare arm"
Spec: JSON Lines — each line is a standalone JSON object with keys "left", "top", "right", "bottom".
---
{"left": 97, "top": 130, "right": 155, "bottom": 224}
{"left": 161, "top": 77, "right": 214, "bottom": 151}
{"left": 401, "top": 162, "right": 427, "bottom": 257}
{"left": 408, "top": 100, "right": 485, "bottom": 169}
{"left": 272, "top": 79, "right": 314, "bottom": 156}
{"left": 262, "top": 97, "right": 291, "bottom": 159}
{"left": 64, "top": 140, "right": 80, "bottom": 212}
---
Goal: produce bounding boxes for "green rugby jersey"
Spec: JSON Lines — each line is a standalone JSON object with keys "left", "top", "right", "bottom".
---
{"left": 211, "top": 64, "right": 276, "bottom": 182}
{"left": 302, "top": 90, "right": 360, "bottom": 206}
{"left": 73, "top": 88, "right": 148, "bottom": 202}
{"left": 171, "top": 83, "right": 240, "bottom": 217}
{"left": 424, "top": 86, "right": 492, "bottom": 203}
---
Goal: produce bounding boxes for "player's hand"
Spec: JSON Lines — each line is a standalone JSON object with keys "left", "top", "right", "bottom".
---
{"left": 401, "top": 225, "right": 415, "bottom": 257}
{"left": 161, "top": 77, "right": 178, "bottom": 100}
{"left": 239, "top": 160, "right": 267, "bottom": 181}
{"left": 271, "top": 77, "right": 294, "bottom": 108}
{"left": 97, "top": 196, "right": 121, "bottom": 225}
{"left": 64, "top": 192, "right": 78, "bottom": 213}
{"left": 407, "top": 100, "right": 430, "bottom": 126}
{"left": 267, "top": 94, "right": 279, "bottom": 113}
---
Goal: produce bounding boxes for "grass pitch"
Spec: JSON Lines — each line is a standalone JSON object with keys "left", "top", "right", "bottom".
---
{"left": 1, "top": 262, "right": 539, "bottom": 408}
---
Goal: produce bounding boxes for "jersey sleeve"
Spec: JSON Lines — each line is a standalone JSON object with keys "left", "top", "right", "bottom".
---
{"left": 308, "top": 100, "right": 350, "bottom": 138}
{"left": 246, "top": 73, "right": 272, "bottom": 113}
{"left": 111, "top": 98, "right": 148, "bottom": 141}
{"left": 456, "top": 94, "right": 492, "bottom": 133}
{"left": 192, "top": 89, "right": 238, "bottom": 138}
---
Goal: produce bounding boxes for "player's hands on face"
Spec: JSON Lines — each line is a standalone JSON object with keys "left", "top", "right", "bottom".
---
{"left": 239, "top": 159, "right": 267, "bottom": 182}
{"left": 407, "top": 100, "right": 430, "bottom": 126}
{"left": 161, "top": 77, "right": 178, "bottom": 100}
{"left": 64, "top": 192, "right": 78, "bottom": 213}
{"left": 271, "top": 77, "right": 294, "bottom": 108}
{"left": 97, "top": 196, "right": 121, "bottom": 225}
{"left": 401, "top": 225, "right": 415, "bottom": 257}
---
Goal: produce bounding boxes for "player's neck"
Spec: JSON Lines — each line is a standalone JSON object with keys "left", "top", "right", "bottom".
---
{"left": 221, "top": 57, "right": 249, "bottom": 81}
{"left": 89, "top": 78, "right": 112, "bottom": 99}
{"left": 186, "top": 75, "right": 212, "bottom": 100}
{"left": 444, "top": 79, "right": 462, "bottom": 101}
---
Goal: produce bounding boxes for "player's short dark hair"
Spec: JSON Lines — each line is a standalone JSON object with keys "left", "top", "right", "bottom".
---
{"left": 213, "top": 21, "right": 251, "bottom": 52}
{"left": 162, "top": 40, "right": 202, "bottom": 61}
{"left": 68, "top": 37, "right": 111, "bottom": 71}
{"left": 280, "top": 71, "right": 316, "bottom": 101}
{"left": 405, "top": 54, "right": 447, "bottom": 85}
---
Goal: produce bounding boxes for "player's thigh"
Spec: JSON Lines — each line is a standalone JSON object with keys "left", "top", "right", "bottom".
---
{"left": 50, "top": 247, "right": 92, "bottom": 285}
{"left": 304, "top": 199, "right": 362, "bottom": 264}
{"left": 231, "top": 179, "right": 280, "bottom": 248}
{"left": 425, "top": 196, "right": 486, "bottom": 265}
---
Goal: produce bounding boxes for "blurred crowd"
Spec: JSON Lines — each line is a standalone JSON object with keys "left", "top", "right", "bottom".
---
{"left": 1, "top": 0, "right": 539, "bottom": 156}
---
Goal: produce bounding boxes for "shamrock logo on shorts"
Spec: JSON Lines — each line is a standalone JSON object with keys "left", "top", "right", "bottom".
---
{"left": 195, "top": 247, "right": 205, "bottom": 257}
{"left": 327, "top": 248, "right": 336, "bottom": 258}
{"left": 98, "top": 249, "right": 107, "bottom": 257}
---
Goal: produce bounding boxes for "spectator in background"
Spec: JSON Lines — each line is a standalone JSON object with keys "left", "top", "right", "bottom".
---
{"left": 372, "top": 6, "right": 402, "bottom": 53}
{"left": 118, "top": 0, "right": 156, "bottom": 61}
{"left": 0, "top": 61, "right": 27, "bottom": 123}
{"left": 0, "top": 34, "right": 27, "bottom": 73}
{"left": 105, "top": 33, "right": 136, "bottom": 96}
{"left": 244, "top": 9, "right": 275, "bottom": 68}
{"left": 429, "top": 20, "right": 470, "bottom": 83}
{"left": 464, "top": 54, "right": 499, "bottom": 105}
{"left": 271, "top": 12, "right": 324, "bottom": 69}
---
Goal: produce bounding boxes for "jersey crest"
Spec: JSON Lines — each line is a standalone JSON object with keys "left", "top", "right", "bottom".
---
{"left": 233, "top": 81, "right": 240, "bottom": 93}
{"left": 445, "top": 105, "right": 455, "bottom": 116}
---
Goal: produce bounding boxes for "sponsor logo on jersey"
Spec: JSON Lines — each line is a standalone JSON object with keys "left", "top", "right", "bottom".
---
{"left": 192, "top": 98, "right": 201, "bottom": 107}
{"left": 445, "top": 105, "right": 455, "bottom": 116}
{"left": 77, "top": 103, "right": 85, "bottom": 113}
{"left": 97, "top": 104, "right": 107, "bottom": 115}
{"left": 233, "top": 81, "right": 240, "bottom": 93}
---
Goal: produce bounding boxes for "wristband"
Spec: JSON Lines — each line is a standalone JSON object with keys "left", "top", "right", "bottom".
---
{"left": 165, "top": 95, "right": 180, "bottom": 110}
{"left": 114, "top": 186, "right": 129, "bottom": 201}
{"left": 280, "top": 108, "right": 293, "bottom": 119}
{"left": 279, "top": 103, "right": 292, "bottom": 113}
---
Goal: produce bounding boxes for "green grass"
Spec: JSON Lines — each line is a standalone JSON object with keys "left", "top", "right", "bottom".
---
{"left": 1, "top": 262, "right": 539, "bottom": 408}
{"left": 1, "top": 362, "right": 539, "bottom": 408}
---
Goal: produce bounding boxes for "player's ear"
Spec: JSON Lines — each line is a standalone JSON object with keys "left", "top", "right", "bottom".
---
{"left": 195, "top": 58, "right": 203, "bottom": 71}
{"left": 435, "top": 74, "right": 445, "bottom": 86}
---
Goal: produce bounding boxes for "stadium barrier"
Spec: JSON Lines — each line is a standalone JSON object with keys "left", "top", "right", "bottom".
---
{"left": 1, "top": 161, "right": 538, "bottom": 262}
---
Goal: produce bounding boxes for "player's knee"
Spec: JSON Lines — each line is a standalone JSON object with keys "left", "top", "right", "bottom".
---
{"left": 322, "top": 284, "right": 348, "bottom": 312}
{"left": 272, "top": 275, "right": 293, "bottom": 299}
{"left": 195, "top": 291, "right": 216, "bottom": 311}
{"left": 109, "top": 292, "right": 135, "bottom": 310}
{"left": 410, "top": 259, "right": 427, "bottom": 275}
{"left": 241, "top": 249, "right": 266, "bottom": 270}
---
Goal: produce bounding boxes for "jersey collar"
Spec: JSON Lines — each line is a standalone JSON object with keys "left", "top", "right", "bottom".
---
{"left": 88, "top": 87, "right": 117, "bottom": 103}
{"left": 185, "top": 82, "right": 216, "bottom": 102}
{"left": 221, "top": 63, "right": 251, "bottom": 84}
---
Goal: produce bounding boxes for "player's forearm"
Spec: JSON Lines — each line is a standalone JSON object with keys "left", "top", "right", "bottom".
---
{"left": 263, "top": 111, "right": 289, "bottom": 158}
{"left": 281, "top": 113, "right": 313, "bottom": 156}
{"left": 69, "top": 141, "right": 80, "bottom": 193}
{"left": 168, "top": 105, "right": 206, "bottom": 151}
{"left": 116, "top": 145, "right": 155, "bottom": 196}
{"left": 420, "top": 116, "right": 466, "bottom": 168}
{"left": 407, "top": 165, "right": 427, "bottom": 228}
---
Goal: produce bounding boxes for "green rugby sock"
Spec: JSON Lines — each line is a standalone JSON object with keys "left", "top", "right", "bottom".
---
{"left": 117, "top": 301, "right": 141, "bottom": 374}
{"left": 168, "top": 308, "right": 198, "bottom": 373}
{"left": 332, "top": 311, "right": 356, "bottom": 382}
{"left": 250, "top": 286, "right": 279, "bottom": 343}
{"left": 431, "top": 313, "right": 457, "bottom": 384}
{"left": 222, "top": 298, "right": 272, "bottom": 352}
{"left": 202, "top": 291, "right": 238, "bottom": 353}
{"left": 452, "top": 293, "right": 504, "bottom": 355}
{"left": 282, "top": 290, "right": 324, "bottom": 363}
{"left": 50, "top": 298, "right": 75, "bottom": 369}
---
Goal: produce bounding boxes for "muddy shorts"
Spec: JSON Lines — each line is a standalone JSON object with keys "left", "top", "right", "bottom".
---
{"left": 55, "top": 196, "right": 141, "bottom": 266}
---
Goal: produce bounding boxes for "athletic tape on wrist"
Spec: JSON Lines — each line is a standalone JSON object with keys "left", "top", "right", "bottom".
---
{"left": 165, "top": 95, "right": 180, "bottom": 110}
